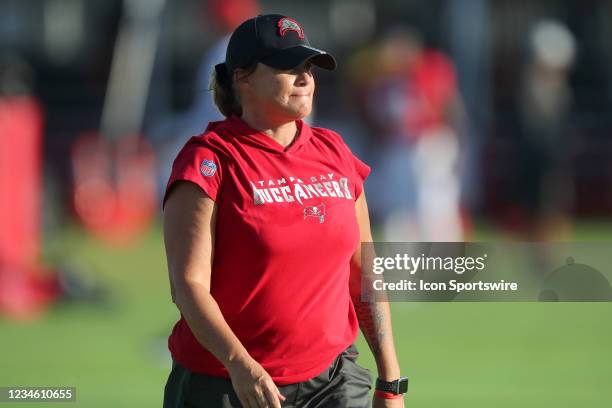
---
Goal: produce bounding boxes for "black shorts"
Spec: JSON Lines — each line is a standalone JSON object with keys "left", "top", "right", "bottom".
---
{"left": 163, "top": 344, "right": 372, "bottom": 408}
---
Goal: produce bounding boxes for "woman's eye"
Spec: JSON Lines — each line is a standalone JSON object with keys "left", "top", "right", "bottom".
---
{"left": 293, "top": 63, "right": 313, "bottom": 74}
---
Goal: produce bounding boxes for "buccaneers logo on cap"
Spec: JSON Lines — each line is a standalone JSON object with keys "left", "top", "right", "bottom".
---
{"left": 277, "top": 17, "right": 304, "bottom": 39}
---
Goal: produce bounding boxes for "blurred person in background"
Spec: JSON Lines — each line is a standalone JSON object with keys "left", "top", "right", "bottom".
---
{"left": 350, "top": 27, "right": 466, "bottom": 242}
{"left": 151, "top": 0, "right": 260, "bottom": 198}
{"left": 515, "top": 19, "right": 576, "bottom": 240}
{"left": 0, "top": 54, "right": 61, "bottom": 320}
{"left": 0, "top": 54, "right": 105, "bottom": 320}
{"left": 162, "top": 14, "right": 406, "bottom": 408}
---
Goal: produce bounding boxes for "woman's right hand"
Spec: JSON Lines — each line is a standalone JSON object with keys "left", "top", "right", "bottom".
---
{"left": 227, "top": 357, "right": 286, "bottom": 408}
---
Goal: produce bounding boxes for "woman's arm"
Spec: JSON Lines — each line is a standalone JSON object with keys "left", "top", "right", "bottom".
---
{"left": 350, "top": 192, "right": 404, "bottom": 407}
{"left": 163, "top": 181, "right": 284, "bottom": 408}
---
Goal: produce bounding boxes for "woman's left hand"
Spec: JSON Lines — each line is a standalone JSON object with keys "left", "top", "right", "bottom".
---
{"left": 373, "top": 395, "right": 405, "bottom": 408}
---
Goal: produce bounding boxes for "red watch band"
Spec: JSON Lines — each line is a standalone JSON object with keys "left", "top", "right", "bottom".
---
{"left": 374, "top": 390, "right": 404, "bottom": 400}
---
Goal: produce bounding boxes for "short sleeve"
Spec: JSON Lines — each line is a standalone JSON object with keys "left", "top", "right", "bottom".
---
{"left": 162, "top": 139, "right": 224, "bottom": 209}
{"left": 323, "top": 128, "right": 372, "bottom": 201}
{"left": 351, "top": 153, "right": 371, "bottom": 200}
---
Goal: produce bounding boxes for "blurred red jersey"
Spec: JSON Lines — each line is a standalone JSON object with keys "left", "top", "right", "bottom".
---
{"left": 405, "top": 50, "right": 458, "bottom": 135}
{"left": 163, "top": 115, "right": 370, "bottom": 385}
{"left": 0, "top": 97, "right": 42, "bottom": 267}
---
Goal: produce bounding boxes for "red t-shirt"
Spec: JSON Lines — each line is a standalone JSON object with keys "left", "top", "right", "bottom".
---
{"left": 163, "top": 115, "right": 370, "bottom": 385}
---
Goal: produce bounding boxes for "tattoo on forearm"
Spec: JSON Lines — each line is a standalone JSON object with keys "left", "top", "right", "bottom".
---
{"left": 354, "top": 300, "right": 387, "bottom": 355}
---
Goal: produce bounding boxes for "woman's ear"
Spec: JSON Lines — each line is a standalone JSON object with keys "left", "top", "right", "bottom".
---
{"left": 233, "top": 67, "right": 252, "bottom": 87}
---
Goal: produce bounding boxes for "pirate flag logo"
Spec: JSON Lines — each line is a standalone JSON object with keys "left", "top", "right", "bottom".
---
{"left": 304, "top": 203, "right": 325, "bottom": 223}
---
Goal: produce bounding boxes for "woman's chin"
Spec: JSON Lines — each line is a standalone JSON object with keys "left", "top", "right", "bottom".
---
{"left": 286, "top": 104, "right": 312, "bottom": 120}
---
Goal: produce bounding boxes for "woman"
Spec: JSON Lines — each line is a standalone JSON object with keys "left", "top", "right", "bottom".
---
{"left": 162, "top": 14, "right": 406, "bottom": 408}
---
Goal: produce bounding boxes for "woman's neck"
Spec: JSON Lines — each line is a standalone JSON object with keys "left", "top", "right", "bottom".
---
{"left": 240, "top": 110, "right": 298, "bottom": 148}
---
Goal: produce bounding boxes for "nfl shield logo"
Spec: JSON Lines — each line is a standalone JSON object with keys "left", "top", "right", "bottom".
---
{"left": 200, "top": 160, "right": 217, "bottom": 177}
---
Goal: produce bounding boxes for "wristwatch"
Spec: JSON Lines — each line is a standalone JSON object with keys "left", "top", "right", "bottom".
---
{"left": 375, "top": 377, "right": 409, "bottom": 395}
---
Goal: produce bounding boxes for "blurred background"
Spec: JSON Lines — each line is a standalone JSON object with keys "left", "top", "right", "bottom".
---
{"left": 1, "top": 0, "right": 611, "bottom": 406}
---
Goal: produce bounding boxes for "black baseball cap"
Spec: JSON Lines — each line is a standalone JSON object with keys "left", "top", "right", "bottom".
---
{"left": 216, "top": 14, "right": 336, "bottom": 81}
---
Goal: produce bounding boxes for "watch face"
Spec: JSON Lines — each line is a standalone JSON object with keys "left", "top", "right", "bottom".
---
{"left": 398, "top": 377, "right": 409, "bottom": 394}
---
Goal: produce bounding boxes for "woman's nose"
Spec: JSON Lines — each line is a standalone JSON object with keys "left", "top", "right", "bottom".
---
{"left": 295, "top": 69, "right": 313, "bottom": 86}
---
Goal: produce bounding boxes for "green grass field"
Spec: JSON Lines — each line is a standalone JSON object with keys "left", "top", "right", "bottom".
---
{"left": 1, "top": 221, "right": 611, "bottom": 407}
